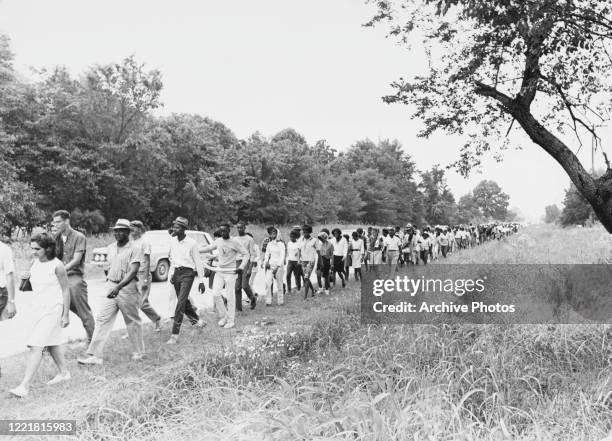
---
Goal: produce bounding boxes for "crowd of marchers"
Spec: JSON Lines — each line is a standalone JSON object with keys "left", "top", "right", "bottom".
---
{"left": 0, "top": 210, "right": 519, "bottom": 398}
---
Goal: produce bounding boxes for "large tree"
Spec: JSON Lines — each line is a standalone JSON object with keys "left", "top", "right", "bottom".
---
{"left": 419, "top": 165, "right": 457, "bottom": 225}
{"left": 366, "top": 0, "right": 612, "bottom": 232}
{"left": 472, "top": 179, "right": 510, "bottom": 220}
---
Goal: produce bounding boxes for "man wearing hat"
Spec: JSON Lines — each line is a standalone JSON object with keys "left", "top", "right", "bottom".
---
{"left": 78, "top": 219, "right": 144, "bottom": 365}
{"left": 130, "top": 220, "right": 162, "bottom": 332}
{"left": 167, "top": 216, "right": 206, "bottom": 344}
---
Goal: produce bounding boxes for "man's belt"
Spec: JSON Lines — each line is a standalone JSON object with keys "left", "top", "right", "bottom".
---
{"left": 175, "top": 266, "right": 195, "bottom": 271}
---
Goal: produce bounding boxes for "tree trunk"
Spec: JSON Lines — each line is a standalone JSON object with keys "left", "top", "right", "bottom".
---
{"left": 512, "top": 105, "right": 612, "bottom": 233}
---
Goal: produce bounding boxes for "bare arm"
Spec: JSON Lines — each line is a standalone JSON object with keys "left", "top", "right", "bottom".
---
{"left": 64, "top": 250, "right": 84, "bottom": 272}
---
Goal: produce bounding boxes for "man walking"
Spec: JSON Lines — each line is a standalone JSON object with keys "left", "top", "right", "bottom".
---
{"left": 52, "top": 210, "right": 95, "bottom": 344}
{"left": 200, "top": 224, "right": 248, "bottom": 329}
{"left": 78, "top": 219, "right": 143, "bottom": 364}
{"left": 263, "top": 226, "right": 286, "bottom": 306}
{"left": 130, "top": 221, "right": 162, "bottom": 332}
{"left": 167, "top": 217, "right": 206, "bottom": 345}
{"left": 233, "top": 222, "right": 257, "bottom": 310}
{"left": 299, "top": 225, "right": 318, "bottom": 299}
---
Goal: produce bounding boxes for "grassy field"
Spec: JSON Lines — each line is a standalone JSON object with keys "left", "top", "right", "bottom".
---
{"left": 1, "top": 224, "right": 611, "bottom": 440}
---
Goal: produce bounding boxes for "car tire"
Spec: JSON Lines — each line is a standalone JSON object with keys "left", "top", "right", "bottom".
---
{"left": 153, "top": 259, "right": 170, "bottom": 282}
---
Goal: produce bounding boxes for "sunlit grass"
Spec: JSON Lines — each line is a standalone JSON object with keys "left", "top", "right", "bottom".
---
{"left": 7, "top": 224, "right": 612, "bottom": 440}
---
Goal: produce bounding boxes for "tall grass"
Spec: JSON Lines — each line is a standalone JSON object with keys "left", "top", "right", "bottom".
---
{"left": 13, "top": 225, "right": 612, "bottom": 440}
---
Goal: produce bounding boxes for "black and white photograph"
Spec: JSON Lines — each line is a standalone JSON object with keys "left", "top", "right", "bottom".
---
{"left": 0, "top": 0, "right": 611, "bottom": 439}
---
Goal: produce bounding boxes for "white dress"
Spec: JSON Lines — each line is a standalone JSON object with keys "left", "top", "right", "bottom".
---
{"left": 27, "top": 258, "right": 65, "bottom": 347}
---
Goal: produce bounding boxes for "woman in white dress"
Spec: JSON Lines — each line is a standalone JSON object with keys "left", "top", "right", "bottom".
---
{"left": 10, "top": 233, "right": 71, "bottom": 398}
{"left": 350, "top": 231, "right": 364, "bottom": 281}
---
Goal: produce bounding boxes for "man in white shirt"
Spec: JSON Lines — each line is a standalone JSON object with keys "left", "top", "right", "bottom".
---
{"left": 200, "top": 224, "right": 248, "bottom": 329}
{"left": 382, "top": 227, "right": 402, "bottom": 267}
{"left": 166, "top": 217, "right": 206, "bottom": 345}
{"left": 330, "top": 228, "right": 348, "bottom": 288}
{"left": 263, "top": 227, "right": 286, "bottom": 306}
{"left": 0, "top": 239, "right": 16, "bottom": 321}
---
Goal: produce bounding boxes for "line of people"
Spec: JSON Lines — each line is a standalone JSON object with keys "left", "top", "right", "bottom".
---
{"left": 1, "top": 212, "right": 519, "bottom": 397}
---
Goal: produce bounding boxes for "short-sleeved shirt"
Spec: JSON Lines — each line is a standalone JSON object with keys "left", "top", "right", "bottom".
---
{"left": 286, "top": 240, "right": 301, "bottom": 261}
{"left": 106, "top": 242, "right": 140, "bottom": 293}
{"left": 0, "top": 241, "right": 15, "bottom": 288}
{"left": 383, "top": 235, "right": 402, "bottom": 251}
{"left": 61, "top": 228, "right": 87, "bottom": 276}
{"left": 132, "top": 237, "right": 151, "bottom": 276}
{"left": 300, "top": 237, "right": 318, "bottom": 262}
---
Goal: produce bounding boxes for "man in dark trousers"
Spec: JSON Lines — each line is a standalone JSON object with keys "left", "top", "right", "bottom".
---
{"left": 233, "top": 221, "right": 257, "bottom": 311}
{"left": 167, "top": 217, "right": 206, "bottom": 345}
{"left": 51, "top": 210, "right": 95, "bottom": 345}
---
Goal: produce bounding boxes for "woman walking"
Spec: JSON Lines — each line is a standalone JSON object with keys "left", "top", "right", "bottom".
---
{"left": 350, "top": 231, "right": 364, "bottom": 281}
{"left": 10, "top": 233, "right": 71, "bottom": 398}
{"left": 367, "top": 228, "right": 383, "bottom": 265}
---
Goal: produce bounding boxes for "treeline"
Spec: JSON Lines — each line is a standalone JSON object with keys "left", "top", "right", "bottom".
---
{"left": 0, "top": 36, "right": 514, "bottom": 233}
{"left": 544, "top": 182, "right": 596, "bottom": 227}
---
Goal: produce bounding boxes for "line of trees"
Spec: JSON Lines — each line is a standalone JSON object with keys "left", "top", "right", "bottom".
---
{"left": 0, "top": 35, "right": 514, "bottom": 234}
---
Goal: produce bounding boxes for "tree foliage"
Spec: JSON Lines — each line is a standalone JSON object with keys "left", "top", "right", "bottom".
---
{"left": 0, "top": 33, "right": 515, "bottom": 231}
{"left": 559, "top": 183, "right": 594, "bottom": 226}
{"left": 543, "top": 204, "right": 561, "bottom": 223}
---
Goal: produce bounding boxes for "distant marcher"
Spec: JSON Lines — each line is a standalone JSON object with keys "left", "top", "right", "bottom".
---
{"left": 381, "top": 228, "right": 389, "bottom": 263}
{"left": 263, "top": 227, "right": 286, "bottom": 305}
{"left": 51, "top": 210, "right": 95, "bottom": 345}
{"left": 166, "top": 217, "right": 207, "bottom": 345}
{"left": 130, "top": 221, "right": 161, "bottom": 332}
{"left": 350, "top": 231, "right": 364, "bottom": 281}
{"left": 382, "top": 227, "right": 402, "bottom": 268}
{"left": 419, "top": 232, "right": 431, "bottom": 265}
{"left": 200, "top": 224, "right": 248, "bottom": 329}
{"left": 439, "top": 229, "right": 450, "bottom": 258}
{"left": 10, "top": 233, "right": 70, "bottom": 398}
{"left": 299, "top": 225, "right": 318, "bottom": 299}
{"left": 247, "top": 232, "right": 259, "bottom": 291}
{"left": 331, "top": 229, "right": 348, "bottom": 288}
{"left": 314, "top": 228, "right": 328, "bottom": 290}
{"left": 78, "top": 220, "right": 144, "bottom": 364}
{"left": 286, "top": 230, "right": 302, "bottom": 293}
{"left": 368, "top": 228, "right": 383, "bottom": 265}
{"left": 233, "top": 222, "right": 257, "bottom": 310}
{"left": 343, "top": 233, "right": 351, "bottom": 279}
{"left": 316, "top": 231, "right": 333, "bottom": 295}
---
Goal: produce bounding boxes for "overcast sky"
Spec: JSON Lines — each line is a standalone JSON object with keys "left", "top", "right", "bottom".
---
{"left": 1, "top": 0, "right": 608, "bottom": 223}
